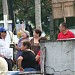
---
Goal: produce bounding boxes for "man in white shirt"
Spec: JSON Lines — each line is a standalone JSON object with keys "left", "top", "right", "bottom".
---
{"left": 0, "top": 27, "right": 13, "bottom": 71}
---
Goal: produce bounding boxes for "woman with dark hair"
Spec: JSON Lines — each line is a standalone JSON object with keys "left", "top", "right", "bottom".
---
{"left": 35, "top": 37, "right": 47, "bottom": 71}
{"left": 30, "top": 29, "right": 42, "bottom": 55}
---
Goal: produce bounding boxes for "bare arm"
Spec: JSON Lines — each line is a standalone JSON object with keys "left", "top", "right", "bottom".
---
{"left": 35, "top": 55, "right": 40, "bottom": 62}
{"left": 17, "top": 56, "right": 24, "bottom": 71}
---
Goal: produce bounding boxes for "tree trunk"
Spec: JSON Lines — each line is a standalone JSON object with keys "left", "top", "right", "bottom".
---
{"left": 35, "top": 0, "right": 42, "bottom": 30}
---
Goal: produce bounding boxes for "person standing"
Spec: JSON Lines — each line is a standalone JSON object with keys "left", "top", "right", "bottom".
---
{"left": 0, "top": 27, "right": 12, "bottom": 71}
{"left": 30, "top": 29, "right": 42, "bottom": 55}
{"left": 35, "top": 37, "right": 47, "bottom": 71}
{"left": 57, "top": 22, "right": 74, "bottom": 40}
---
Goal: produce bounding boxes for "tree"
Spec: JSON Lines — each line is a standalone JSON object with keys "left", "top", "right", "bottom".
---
{"left": 35, "top": 0, "right": 42, "bottom": 30}
{"left": 13, "top": 0, "right": 52, "bottom": 35}
{"left": 0, "top": 0, "right": 52, "bottom": 35}
{"left": 13, "top": 0, "right": 35, "bottom": 24}
{"left": 41, "top": 0, "right": 52, "bottom": 35}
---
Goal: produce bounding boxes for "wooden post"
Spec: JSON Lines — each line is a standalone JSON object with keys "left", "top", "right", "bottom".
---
{"left": 61, "top": 2, "right": 66, "bottom": 23}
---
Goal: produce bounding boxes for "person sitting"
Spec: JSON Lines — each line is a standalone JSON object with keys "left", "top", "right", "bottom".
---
{"left": 35, "top": 37, "right": 47, "bottom": 71}
{"left": 15, "top": 30, "right": 30, "bottom": 61}
{"left": 17, "top": 41, "right": 36, "bottom": 71}
{"left": 11, "top": 41, "right": 36, "bottom": 75}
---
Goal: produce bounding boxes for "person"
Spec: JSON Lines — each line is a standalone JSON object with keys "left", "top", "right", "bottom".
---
{"left": 30, "top": 29, "right": 42, "bottom": 55}
{"left": 25, "top": 23, "right": 33, "bottom": 36}
{"left": 15, "top": 30, "right": 30, "bottom": 60}
{"left": 35, "top": 37, "right": 47, "bottom": 71}
{"left": 17, "top": 41, "right": 36, "bottom": 71}
{"left": 0, "top": 27, "right": 12, "bottom": 71}
{"left": 57, "top": 22, "right": 74, "bottom": 40}
{"left": 10, "top": 41, "right": 36, "bottom": 75}
{"left": 0, "top": 57, "right": 8, "bottom": 75}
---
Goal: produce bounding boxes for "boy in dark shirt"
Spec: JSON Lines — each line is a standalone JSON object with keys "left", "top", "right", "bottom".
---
{"left": 21, "top": 50, "right": 36, "bottom": 69}
{"left": 17, "top": 41, "right": 36, "bottom": 71}
{"left": 11, "top": 41, "right": 36, "bottom": 75}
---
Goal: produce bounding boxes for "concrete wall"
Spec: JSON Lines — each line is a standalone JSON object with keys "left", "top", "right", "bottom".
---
{"left": 40, "top": 40, "right": 75, "bottom": 75}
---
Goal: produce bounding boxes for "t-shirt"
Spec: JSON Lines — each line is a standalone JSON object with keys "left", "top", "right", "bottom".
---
{"left": 21, "top": 50, "right": 36, "bottom": 69}
{"left": 57, "top": 30, "right": 74, "bottom": 39}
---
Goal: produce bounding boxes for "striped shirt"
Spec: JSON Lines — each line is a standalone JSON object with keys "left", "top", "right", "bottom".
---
{"left": 0, "top": 39, "right": 12, "bottom": 59}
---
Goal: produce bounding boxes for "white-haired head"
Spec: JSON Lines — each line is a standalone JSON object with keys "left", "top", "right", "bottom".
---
{"left": 0, "top": 57, "right": 8, "bottom": 75}
{"left": 22, "top": 30, "right": 30, "bottom": 38}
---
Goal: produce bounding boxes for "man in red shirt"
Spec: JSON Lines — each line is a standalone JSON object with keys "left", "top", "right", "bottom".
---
{"left": 57, "top": 22, "right": 74, "bottom": 40}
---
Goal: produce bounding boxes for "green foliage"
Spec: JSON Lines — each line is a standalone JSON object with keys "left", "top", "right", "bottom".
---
{"left": 1, "top": 0, "right": 75, "bottom": 36}
{"left": 0, "top": 0, "right": 52, "bottom": 35}
{"left": 41, "top": 0, "right": 52, "bottom": 35}
{"left": 13, "top": 0, "right": 35, "bottom": 24}
{"left": 13, "top": 0, "right": 52, "bottom": 35}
